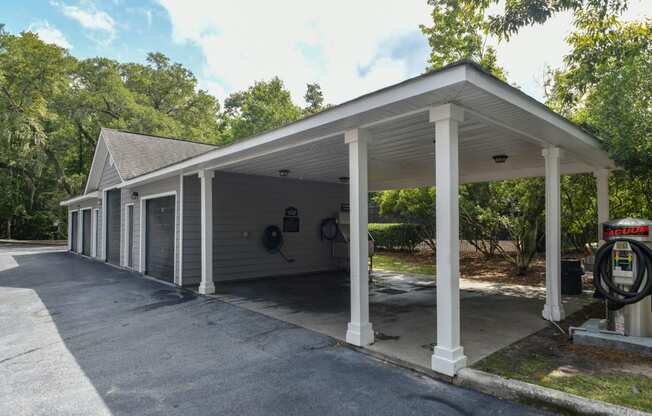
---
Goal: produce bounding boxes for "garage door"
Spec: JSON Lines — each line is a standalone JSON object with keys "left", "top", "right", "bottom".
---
{"left": 106, "top": 189, "right": 121, "bottom": 265}
{"left": 71, "top": 211, "right": 78, "bottom": 252}
{"left": 146, "top": 195, "right": 175, "bottom": 282}
{"left": 82, "top": 209, "right": 91, "bottom": 256}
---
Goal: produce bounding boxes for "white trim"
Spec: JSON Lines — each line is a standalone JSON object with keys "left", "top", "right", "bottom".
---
{"left": 123, "top": 203, "right": 135, "bottom": 268}
{"left": 67, "top": 210, "right": 73, "bottom": 251}
{"left": 109, "top": 153, "right": 126, "bottom": 183}
{"left": 430, "top": 106, "right": 467, "bottom": 376}
{"left": 178, "top": 174, "right": 184, "bottom": 286}
{"left": 139, "top": 191, "right": 178, "bottom": 281}
{"left": 83, "top": 132, "right": 105, "bottom": 195}
{"left": 198, "top": 170, "right": 214, "bottom": 294}
{"left": 102, "top": 190, "right": 108, "bottom": 261}
{"left": 68, "top": 208, "right": 82, "bottom": 254}
{"left": 79, "top": 207, "right": 93, "bottom": 256}
{"left": 345, "top": 129, "right": 374, "bottom": 346}
{"left": 77, "top": 208, "right": 83, "bottom": 254}
{"left": 60, "top": 191, "right": 99, "bottom": 207}
{"left": 92, "top": 208, "right": 99, "bottom": 257}
{"left": 541, "top": 147, "right": 565, "bottom": 322}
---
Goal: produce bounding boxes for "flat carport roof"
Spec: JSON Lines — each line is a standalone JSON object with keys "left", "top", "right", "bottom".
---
{"left": 118, "top": 60, "right": 614, "bottom": 191}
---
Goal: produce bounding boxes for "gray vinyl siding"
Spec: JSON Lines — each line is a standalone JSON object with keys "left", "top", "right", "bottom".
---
{"left": 182, "top": 175, "right": 201, "bottom": 286}
{"left": 211, "top": 172, "right": 347, "bottom": 282}
{"left": 126, "top": 176, "right": 180, "bottom": 279}
{"left": 99, "top": 156, "right": 122, "bottom": 189}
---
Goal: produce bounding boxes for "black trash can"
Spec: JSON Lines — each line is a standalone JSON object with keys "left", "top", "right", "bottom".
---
{"left": 561, "top": 258, "right": 583, "bottom": 295}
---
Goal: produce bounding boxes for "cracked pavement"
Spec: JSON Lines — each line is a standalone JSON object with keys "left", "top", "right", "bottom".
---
{"left": 0, "top": 245, "right": 547, "bottom": 415}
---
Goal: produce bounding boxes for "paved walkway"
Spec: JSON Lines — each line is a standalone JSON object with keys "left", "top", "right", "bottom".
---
{"left": 0, "top": 246, "right": 547, "bottom": 415}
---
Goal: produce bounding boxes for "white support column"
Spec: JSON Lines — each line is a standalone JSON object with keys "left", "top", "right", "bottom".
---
{"left": 345, "top": 128, "right": 374, "bottom": 346}
{"left": 67, "top": 210, "right": 73, "bottom": 251}
{"left": 430, "top": 104, "right": 467, "bottom": 376}
{"left": 77, "top": 208, "right": 83, "bottom": 254}
{"left": 101, "top": 190, "right": 107, "bottom": 261}
{"left": 198, "top": 170, "right": 215, "bottom": 295}
{"left": 594, "top": 169, "right": 610, "bottom": 244}
{"left": 542, "top": 147, "right": 565, "bottom": 322}
{"left": 91, "top": 208, "right": 97, "bottom": 257}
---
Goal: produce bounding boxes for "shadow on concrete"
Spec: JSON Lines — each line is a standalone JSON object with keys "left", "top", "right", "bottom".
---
{"left": 0, "top": 249, "right": 546, "bottom": 415}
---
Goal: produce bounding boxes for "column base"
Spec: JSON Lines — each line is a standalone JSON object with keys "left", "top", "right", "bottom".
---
{"left": 431, "top": 345, "right": 467, "bottom": 376}
{"left": 198, "top": 281, "right": 215, "bottom": 295}
{"left": 346, "top": 322, "right": 374, "bottom": 346}
{"left": 542, "top": 303, "right": 565, "bottom": 321}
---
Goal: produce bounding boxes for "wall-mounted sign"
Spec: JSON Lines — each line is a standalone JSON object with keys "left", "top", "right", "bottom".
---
{"left": 283, "top": 206, "right": 300, "bottom": 232}
{"left": 340, "top": 203, "right": 350, "bottom": 212}
{"left": 283, "top": 217, "right": 300, "bottom": 233}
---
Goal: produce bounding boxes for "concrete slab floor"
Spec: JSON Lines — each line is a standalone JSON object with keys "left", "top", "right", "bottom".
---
{"left": 212, "top": 271, "right": 592, "bottom": 370}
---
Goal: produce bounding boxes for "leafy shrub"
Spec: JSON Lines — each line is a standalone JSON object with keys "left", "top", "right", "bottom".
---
{"left": 368, "top": 223, "right": 423, "bottom": 252}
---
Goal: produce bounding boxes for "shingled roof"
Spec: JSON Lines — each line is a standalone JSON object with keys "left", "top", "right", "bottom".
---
{"left": 100, "top": 128, "right": 218, "bottom": 180}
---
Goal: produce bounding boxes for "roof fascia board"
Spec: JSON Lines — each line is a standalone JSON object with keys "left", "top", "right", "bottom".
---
{"left": 60, "top": 191, "right": 100, "bottom": 206}
{"left": 104, "top": 145, "right": 126, "bottom": 183}
{"left": 83, "top": 131, "right": 106, "bottom": 194}
{"left": 464, "top": 65, "right": 614, "bottom": 168}
{"left": 119, "top": 65, "right": 468, "bottom": 188}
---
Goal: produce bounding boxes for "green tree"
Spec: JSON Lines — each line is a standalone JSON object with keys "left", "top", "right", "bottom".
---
{"left": 304, "top": 82, "right": 325, "bottom": 114}
{"left": 471, "top": 0, "right": 629, "bottom": 39}
{"left": 561, "top": 174, "right": 597, "bottom": 252}
{"left": 460, "top": 183, "right": 502, "bottom": 258}
{"left": 0, "top": 29, "right": 227, "bottom": 239}
{"left": 375, "top": 187, "right": 437, "bottom": 251}
{"left": 223, "top": 77, "right": 302, "bottom": 141}
{"left": 0, "top": 30, "right": 74, "bottom": 238}
{"left": 492, "top": 178, "right": 546, "bottom": 275}
{"left": 548, "top": 15, "right": 652, "bottom": 219}
{"left": 420, "top": 0, "right": 505, "bottom": 78}
{"left": 121, "top": 52, "right": 222, "bottom": 143}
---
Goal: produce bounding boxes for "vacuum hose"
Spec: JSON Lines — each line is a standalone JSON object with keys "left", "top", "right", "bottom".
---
{"left": 593, "top": 238, "right": 652, "bottom": 310}
{"left": 262, "top": 225, "right": 295, "bottom": 263}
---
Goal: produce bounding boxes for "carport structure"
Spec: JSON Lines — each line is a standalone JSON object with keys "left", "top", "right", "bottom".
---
{"left": 75, "top": 61, "right": 616, "bottom": 376}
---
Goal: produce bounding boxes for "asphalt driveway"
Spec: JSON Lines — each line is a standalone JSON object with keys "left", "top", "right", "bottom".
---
{"left": 0, "top": 245, "right": 546, "bottom": 416}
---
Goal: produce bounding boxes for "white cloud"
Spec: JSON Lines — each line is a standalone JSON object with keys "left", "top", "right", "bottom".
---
{"left": 157, "top": 0, "right": 431, "bottom": 105}
{"left": 28, "top": 21, "right": 72, "bottom": 49}
{"left": 52, "top": 1, "right": 116, "bottom": 44}
{"left": 157, "top": 0, "right": 652, "bottom": 105}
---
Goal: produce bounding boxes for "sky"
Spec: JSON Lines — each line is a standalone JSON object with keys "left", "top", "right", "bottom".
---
{"left": 1, "top": 0, "right": 651, "bottom": 106}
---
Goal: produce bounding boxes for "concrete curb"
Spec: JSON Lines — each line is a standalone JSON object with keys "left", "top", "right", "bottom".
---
{"left": 455, "top": 368, "right": 650, "bottom": 416}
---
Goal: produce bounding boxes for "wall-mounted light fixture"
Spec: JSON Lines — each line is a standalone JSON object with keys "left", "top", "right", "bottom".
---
{"left": 338, "top": 176, "right": 349, "bottom": 184}
{"left": 131, "top": 191, "right": 139, "bottom": 200}
{"left": 492, "top": 154, "right": 508, "bottom": 164}
{"left": 278, "top": 169, "right": 290, "bottom": 177}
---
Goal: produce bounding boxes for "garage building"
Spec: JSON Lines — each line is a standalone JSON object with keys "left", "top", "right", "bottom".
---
{"left": 60, "top": 61, "right": 616, "bottom": 376}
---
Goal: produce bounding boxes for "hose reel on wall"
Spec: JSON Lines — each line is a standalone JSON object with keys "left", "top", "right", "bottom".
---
{"left": 262, "top": 225, "right": 295, "bottom": 263}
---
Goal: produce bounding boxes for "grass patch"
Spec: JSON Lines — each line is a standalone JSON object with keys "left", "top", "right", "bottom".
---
{"left": 476, "top": 351, "right": 652, "bottom": 412}
{"left": 372, "top": 253, "right": 436, "bottom": 276}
